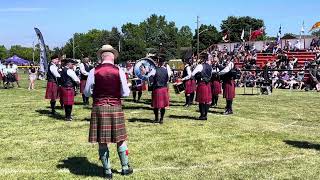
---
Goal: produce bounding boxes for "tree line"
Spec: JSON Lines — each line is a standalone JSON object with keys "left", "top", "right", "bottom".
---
{"left": 1, "top": 14, "right": 318, "bottom": 63}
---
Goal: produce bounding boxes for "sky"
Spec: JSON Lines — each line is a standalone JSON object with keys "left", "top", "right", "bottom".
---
{"left": 0, "top": 0, "right": 319, "bottom": 49}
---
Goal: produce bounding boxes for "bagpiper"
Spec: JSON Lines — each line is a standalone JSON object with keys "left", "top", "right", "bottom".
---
{"left": 60, "top": 58, "right": 80, "bottom": 121}
{"left": 45, "top": 55, "right": 61, "bottom": 114}
{"left": 79, "top": 57, "right": 93, "bottom": 105}
{"left": 181, "top": 58, "right": 196, "bottom": 107}
{"left": 84, "top": 45, "right": 133, "bottom": 179}
{"left": 192, "top": 54, "right": 212, "bottom": 120}
{"left": 219, "top": 58, "right": 236, "bottom": 115}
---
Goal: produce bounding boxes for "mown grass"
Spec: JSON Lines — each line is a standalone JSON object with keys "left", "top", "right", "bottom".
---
{"left": 1, "top": 74, "right": 320, "bottom": 179}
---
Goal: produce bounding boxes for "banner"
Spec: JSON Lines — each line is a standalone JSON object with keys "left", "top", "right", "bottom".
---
{"left": 34, "top": 28, "right": 48, "bottom": 73}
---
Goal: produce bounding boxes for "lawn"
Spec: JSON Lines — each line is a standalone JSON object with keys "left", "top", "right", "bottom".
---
{"left": 1, "top": 74, "right": 320, "bottom": 179}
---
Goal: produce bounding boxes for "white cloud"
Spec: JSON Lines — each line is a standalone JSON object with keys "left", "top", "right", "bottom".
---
{"left": 0, "top": 8, "right": 47, "bottom": 12}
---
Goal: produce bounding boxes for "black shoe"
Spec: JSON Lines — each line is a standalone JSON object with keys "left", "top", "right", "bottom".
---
{"left": 183, "top": 104, "right": 189, "bottom": 107}
{"left": 154, "top": 119, "right": 159, "bottom": 123}
{"left": 51, "top": 110, "right": 56, "bottom": 115}
{"left": 121, "top": 167, "right": 133, "bottom": 176}
{"left": 103, "top": 171, "right": 113, "bottom": 179}
{"left": 223, "top": 110, "right": 233, "bottom": 115}
{"left": 159, "top": 118, "right": 163, "bottom": 124}
{"left": 197, "top": 116, "right": 206, "bottom": 120}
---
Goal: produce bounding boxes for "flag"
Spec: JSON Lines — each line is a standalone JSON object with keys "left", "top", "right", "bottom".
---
{"left": 222, "top": 30, "right": 229, "bottom": 42}
{"left": 301, "top": 21, "right": 305, "bottom": 34}
{"left": 310, "top": 21, "right": 320, "bottom": 32}
{"left": 276, "top": 25, "right": 281, "bottom": 44}
{"left": 34, "top": 28, "right": 48, "bottom": 73}
{"left": 240, "top": 29, "right": 245, "bottom": 42}
{"left": 250, "top": 28, "right": 264, "bottom": 41}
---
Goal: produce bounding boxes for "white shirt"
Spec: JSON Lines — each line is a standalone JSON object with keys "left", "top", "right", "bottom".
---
{"left": 84, "top": 63, "right": 130, "bottom": 98}
{"left": 191, "top": 64, "right": 204, "bottom": 77}
{"left": 79, "top": 63, "right": 89, "bottom": 76}
{"left": 181, "top": 65, "right": 192, "bottom": 81}
{"left": 166, "top": 64, "right": 173, "bottom": 77}
{"left": 49, "top": 63, "right": 61, "bottom": 78}
{"left": 67, "top": 69, "right": 80, "bottom": 83}
{"left": 11, "top": 64, "right": 18, "bottom": 73}
{"left": 219, "top": 62, "right": 234, "bottom": 76}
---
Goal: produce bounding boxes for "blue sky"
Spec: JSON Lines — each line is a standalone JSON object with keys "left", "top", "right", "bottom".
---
{"left": 0, "top": 0, "right": 319, "bottom": 49}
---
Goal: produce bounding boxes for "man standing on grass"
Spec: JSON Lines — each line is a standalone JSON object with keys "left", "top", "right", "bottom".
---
{"left": 45, "top": 55, "right": 61, "bottom": 115}
{"left": 60, "top": 58, "right": 80, "bottom": 121}
{"left": 84, "top": 45, "right": 133, "bottom": 179}
{"left": 79, "top": 57, "right": 93, "bottom": 105}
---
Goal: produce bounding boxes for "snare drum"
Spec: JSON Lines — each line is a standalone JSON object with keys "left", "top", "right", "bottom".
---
{"left": 173, "top": 83, "right": 185, "bottom": 94}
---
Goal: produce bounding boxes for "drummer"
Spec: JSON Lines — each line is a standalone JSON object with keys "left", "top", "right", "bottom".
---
{"left": 181, "top": 58, "right": 196, "bottom": 107}
{"left": 131, "top": 63, "right": 143, "bottom": 103}
{"left": 211, "top": 55, "right": 222, "bottom": 107}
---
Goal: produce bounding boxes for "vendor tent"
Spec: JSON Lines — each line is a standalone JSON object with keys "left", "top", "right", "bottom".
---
{"left": 5, "top": 55, "right": 30, "bottom": 65}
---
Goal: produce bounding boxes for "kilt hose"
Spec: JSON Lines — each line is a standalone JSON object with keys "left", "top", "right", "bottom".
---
{"left": 89, "top": 105, "right": 127, "bottom": 144}
{"left": 211, "top": 80, "right": 222, "bottom": 95}
{"left": 223, "top": 79, "right": 235, "bottom": 100}
{"left": 151, "top": 87, "right": 169, "bottom": 109}
{"left": 184, "top": 79, "right": 196, "bottom": 95}
{"left": 196, "top": 82, "right": 212, "bottom": 104}
{"left": 61, "top": 87, "right": 75, "bottom": 105}
{"left": 45, "top": 82, "right": 59, "bottom": 100}
{"left": 80, "top": 80, "right": 87, "bottom": 93}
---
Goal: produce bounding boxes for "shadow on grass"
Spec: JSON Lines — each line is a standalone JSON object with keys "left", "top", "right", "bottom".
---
{"left": 208, "top": 110, "right": 224, "bottom": 115}
{"left": 169, "top": 115, "right": 196, "bottom": 120}
{"left": 237, "top": 94, "right": 259, "bottom": 96}
{"left": 57, "top": 157, "right": 120, "bottom": 178}
{"left": 128, "top": 118, "right": 154, "bottom": 123}
{"left": 35, "top": 109, "right": 65, "bottom": 120}
{"left": 284, "top": 140, "right": 320, "bottom": 151}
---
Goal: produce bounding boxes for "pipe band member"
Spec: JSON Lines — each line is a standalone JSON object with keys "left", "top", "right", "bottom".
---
{"left": 192, "top": 54, "right": 213, "bottom": 120}
{"left": 211, "top": 60, "right": 222, "bottom": 107}
{"left": 181, "top": 58, "right": 196, "bottom": 107}
{"left": 79, "top": 57, "right": 93, "bottom": 105}
{"left": 60, "top": 58, "right": 80, "bottom": 121}
{"left": 219, "top": 58, "right": 235, "bottom": 115}
{"left": 84, "top": 45, "right": 133, "bottom": 179}
{"left": 45, "top": 55, "right": 61, "bottom": 114}
{"left": 149, "top": 55, "right": 170, "bottom": 124}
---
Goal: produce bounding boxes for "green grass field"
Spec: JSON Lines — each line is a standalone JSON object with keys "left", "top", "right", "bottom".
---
{"left": 1, "top": 74, "right": 320, "bottom": 179}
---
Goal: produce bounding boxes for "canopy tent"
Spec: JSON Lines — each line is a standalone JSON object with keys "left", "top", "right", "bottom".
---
{"left": 5, "top": 55, "right": 30, "bottom": 65}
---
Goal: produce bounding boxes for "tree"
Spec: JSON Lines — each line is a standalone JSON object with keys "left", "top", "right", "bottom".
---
{"left": 311, "top": 29, "right": 320, "bottom": 37}
{"left": 192, "top": 24, "right": 221, "bottom": 53}
{"left": 220, "top": 16, "right": 265, "bottom": 42}
{"left": 8, "top": 45, "right": 34, "bottom": 61}
{"left": 0, "top": 45, "right": 8, "bottom": 60}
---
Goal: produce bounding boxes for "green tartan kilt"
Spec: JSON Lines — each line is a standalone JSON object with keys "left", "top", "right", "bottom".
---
{"left": 89, "top": 105, "right": 127, "bottom": 144}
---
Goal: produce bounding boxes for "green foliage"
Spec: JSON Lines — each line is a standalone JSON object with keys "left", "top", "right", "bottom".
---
{"left": 221, "top": 16, "right": 265, "bottom": 42}
{"left": 311, "top": 29, "right": 320, "bottom": 37}
{"left": 192, "top": 24, "right": 221, "bottom": 52}
{"left": 8, "top": 45, "right": 39, "bottom": 62}
{"left": 282, "top": 33, "right": 296, "bottom": 39}
{"left": 0, "top": 45, "right": 8, "bottom": 60}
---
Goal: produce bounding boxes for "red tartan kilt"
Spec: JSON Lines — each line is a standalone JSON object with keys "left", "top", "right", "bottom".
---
{"left": 0, "top": 73, "right": 3, "bottom": 80}
{"left": 14, "top": 73, "right": 20, "bottom": 81}
{"left": 184, "top": 79, "right": 196, "bottom": 94}
{"left": 196, "top": 82, "right": 212, "bottom": 103}
{"left": 211, "top": 80, "right": 222, "bottom": 95}
{"left": 142, "top": 81, "right": 147, "bottom": 91}
{"left": 45, "top": 82, "right": 59, "bottom": 100}
{"left": 223, "top": 80, "right": 235, "bottom": 100}
{"left": 61, "top": 87, "right": 75, "bottom": 105}
{"left": 80, "top": 80, "right": 86, "bottom": 93}
{"left": 152, "top": 87, "right": 169, "bottom": 108}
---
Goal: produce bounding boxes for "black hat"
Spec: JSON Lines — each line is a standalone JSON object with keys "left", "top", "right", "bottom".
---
{"left": 62, "top": 58, "right": 78, "bottom": 64}
{"left": 51, "top": 54, "right": 59, "bottom": 60}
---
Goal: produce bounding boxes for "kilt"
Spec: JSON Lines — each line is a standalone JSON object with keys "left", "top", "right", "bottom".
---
{"left": 184, "top": 79, "right": 196, "bottom": 95}
{"left": 45, "top": 82, "right": 59, "bottom": 100}
{"left": 223, "top": 80, "right": 235, "bottom": 100}
{"left": 61, "top": 87, "right": 75, "bottom": 105}
{"left": 196, "top": 82, "right": 212, "bottom": 104}
{"left": 89, "top": 105, "right": 127, "bottom": 144}
{"left": 14, "top": 73, "right": 20, "bottom": 81}
{"left": 151, "top": 87, "right": 169, "bottom": 108}
{"left": 80, "top": 80, "right": 86, "bottom": 93}
{"left": 211, "top": 80, "right": 222, "bottom": 95}
{"left": 0, "top": 73, "right": 3, "bottom": 80}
